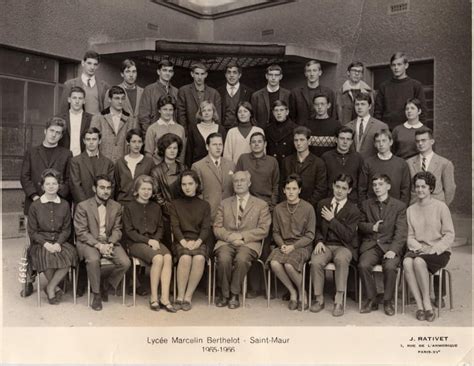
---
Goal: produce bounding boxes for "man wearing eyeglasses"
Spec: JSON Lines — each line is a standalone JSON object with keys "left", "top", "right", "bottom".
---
{"left": 336, "top": 62, "right": 374, "bottom": 125}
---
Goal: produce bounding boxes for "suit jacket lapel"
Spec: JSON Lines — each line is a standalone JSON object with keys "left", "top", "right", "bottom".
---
{"left": 104, "top": 114, "right": 116, "bottom": 134}
{"left": 81, "top": 153, "right": 95, "bottom": 177}
{"left": 206, "top": 156, "right": 222, "bottom": 183}
{"left": 359, "top": 119, "right": 374, "bottom": 150}
{"left": 37, "top": 146, "right": 50, "bottom": 168}
{"left": 428, "top": 153, "right": 440, "bottom": 173}
{"left": 263, "top": 90, "right": 270, "bottom": 115}
{"left": 191, "top": 86, "right": 200, "bottom": 109}
{"left": 89, "top": 199, "right": 100, "bottom": 226}
{"left": 301, "top": 87, "right": 311, "bottom": 108}
{"left": 230, "top": 196, "right": 238, "bottom": 225}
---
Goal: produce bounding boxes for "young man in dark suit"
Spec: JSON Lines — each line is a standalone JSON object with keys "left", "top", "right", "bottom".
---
{"left": 251, "top": 64, "right": 290, "bottom": 129}
{"left": 59, "top": 50, "right": 109, "bottom": 115}
{"left": 217, "top": 62, "right": 254, "bottom": 130}
{"left": 358, "top": 174, "right": 407, "bottom": 316}
{"left": 177, "top": 62, "right": 221, "bottom": 132}
{"left": 58, "top": 86, "right": 93, "bottom": 156}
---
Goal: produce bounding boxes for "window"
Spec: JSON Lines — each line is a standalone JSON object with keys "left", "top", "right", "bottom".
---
{"left": 0, "top": 47, "right": 77, "bottom": 180}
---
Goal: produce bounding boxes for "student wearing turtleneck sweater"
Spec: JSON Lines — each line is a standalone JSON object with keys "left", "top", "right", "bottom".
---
{"left": 223, "top": 102, "right": 264, "bottom": 164}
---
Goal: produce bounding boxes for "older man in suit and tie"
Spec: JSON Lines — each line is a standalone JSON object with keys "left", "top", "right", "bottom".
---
{"left": 74, "top": 175, "right": 131, "bottom": 311}
{"left": 407, "top": 127, "right": 456, "bottom": 206}
{"left": 90, "top": 86, "right": 138, "bottom": 163}
{"left": 345, "top": 93, "right": 388, "bottom": 160}
{"left": 177, "top": 62, "right": 221, "bottom": 132}
{"left": 213, "top": 170, "right": 271, "bottom": 309}
{"left": 251, "top": 64, "right": 290, "bottom": 129}
{"left": 58, "top": 86, "right": 93, "bottom": 157}
{"left": 192, "top": 132, "right": 235, "bottom": 222}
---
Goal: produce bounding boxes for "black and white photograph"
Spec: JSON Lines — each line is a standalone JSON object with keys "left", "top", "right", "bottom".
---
{"left": 1, "top": 0, "right": 472, "bottom": 365}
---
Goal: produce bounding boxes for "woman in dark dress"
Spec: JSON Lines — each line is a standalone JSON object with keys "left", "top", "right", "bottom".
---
{"left": 27, "top": 169, "right": 78, "bottom": 304}
{"left": 170, "top": 170, "right": 211, "bottom": 311}
{"left": 123, "top": 175, "right": 176, "bottom": 312}
{"left": 115, "top": 129, "right": 155, "bottom": 206}
{"left": 151, "top": 133, "right": 187, "bottom": 248}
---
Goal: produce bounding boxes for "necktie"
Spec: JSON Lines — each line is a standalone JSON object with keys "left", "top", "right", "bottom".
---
{"left": 215, "top": 159, "right": 219, "bottom": 167}
{"left": 333, "top": 202, "right": 339, "bottom": 214}
{"left": 229, "top": 86, "right": 235, "bottom": 97}
{"left": 87, "top": 78, "right": 92, "bottom": 88}
{"left": 237, "top": 198, "right": 244, "bottom": 228}
{"left": 422, "top": 157, "right": 427, "bottom": 171}
{"left": 358, "top": 119, "right": 364, "bottom": 142}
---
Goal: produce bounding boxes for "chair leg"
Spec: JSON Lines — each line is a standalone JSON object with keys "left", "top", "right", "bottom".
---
{"left": 401, "top": 271, "right": 405, "bottom": 314}
{"left": 437, "top": 271, "right": 443, "bottom": 318}
{"left": 37, "top": 273, "right": 41, "bottom": 307}
{"left": 242, "top": 275, "right": 247, "bottom": 307}
{"left": 267, "top": 268, "right": 271, "bottom": 308}
{"left": 446, "top": 269, "right": 453, "bottom": 310}
{"left": 87, "top": 278, "right": 90, "bottom": 307}
{"left": 122, "top": 274, "right": 126, "bottom": 306}
{"left": 358, "top": 276, "right": 362, "bottom": 311}
{"left": 259, "top": 260, "right": 268, "bottom": 300}
{"left": 308, "top": 266, "right": 312, "bottom": 309}
{"left": 300, "top": 264, "right": 306, "bottom": 312}
{"left": 173, "top": 265, "right": 177, "bottom": 303}
{"left": 207, "top": 259, "right": 212, "bottom": 306}
{"left": 273, "top": 272, "right": 277, "bottom": 298}
{"left": 212, "top": 259, "right": 217, "bottom": 305}
{"left": 394, "top": 268, "right": 400, "bottom": 315}
{"left": 73, "top": 267, "right": 77, "bottom": 305}
{"left": 133, "top": 260, "right": 137, "bottom": 307}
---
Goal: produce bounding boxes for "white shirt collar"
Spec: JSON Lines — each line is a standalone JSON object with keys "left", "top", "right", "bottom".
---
{"left": 236, "top": 193, "right": 250, "bottom": 206}
{"left": 40, "top": 195, "right": 61, "bottom": 204}
{"left": 420, "top": 151, "right": 434, "bottom": 168}
{"left": 404, "top": 121, "right": 423, "bottom": 129}
{"left": 331, "top": 197, "right": 347, "bottom": 212}
{"left": 377, "top": 152, "right": 393, "bottom": 161}
{"left": 81, "top": 74, "right": 96, "bottom": 87}
{"left": 358, "top": 114, "right": 370, "bottom": 125}
{"left": 226, "top": 82, "right": 240, "bottom": 94}
{"left": 157, "top": 118, "right": 176, "bottom": 126}
{"left": 86, "top": 150, "right": 100, "bottom": 158}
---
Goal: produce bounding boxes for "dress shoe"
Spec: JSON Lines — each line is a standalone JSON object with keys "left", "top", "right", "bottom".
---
{"left": 416, "top": 309, "right": 426, "bottom": 321}
{"left": 91, "top": 293, "right": 102, "bottom": 311}
{"left": 297, "top": 300, "right": 309, "bottom": 311}
{"left": 149, "top": 300, "right": 160, "bottom": 312}
{"left": 20, "top": 282, "right": 34, "bottom": 298}
{"left": 216, "top": 297, "right": 228, "bottom": 307}
{"left": 55, "top": 288, "right": 64, "bottom": 302}
{"left": 181, "top": 301, "right": 192, "bottom": 311}
{"left": 288, "top": 300, "right": 298, "bottom": 311}
{"left": 228, "top": 294, "right": 240, "bottom": 309}
{"left": 425, "top": 309, "right": 436, "bottom": 322}
{"left": 310, "top": 301, "right": 325, "bottom": 313}
{"left": 174, "top": 300, "right": 183, "bottom": 311}
{"left": 383, "top": 301, "right": 395, "bottom": 316}
{"left": 44, "top": 288, "right": 59, "bottom": 305}
{"left": 332, "top": 303, "right": 344, "bottom": 317}
{"left": 101, "top": 283, "right": 110, "bottom": 302}
{"left": 160, "top": 302, "right": 178, "bottom": 313}
{"left": 360, "top": 299, "right": 378, "bottom": 314}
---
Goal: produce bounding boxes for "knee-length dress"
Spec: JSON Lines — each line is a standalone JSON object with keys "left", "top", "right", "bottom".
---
{"left": 123, "top": 200, "right": 171, "bottom": 263}
{"left": 169, "top": 196, "right": 212, "bottom": 260}
{"left": 266, "top": 199, "right": 316, "bottom": 272}
{"left": 27, "top": 196, "right": 78, "bottom": 272}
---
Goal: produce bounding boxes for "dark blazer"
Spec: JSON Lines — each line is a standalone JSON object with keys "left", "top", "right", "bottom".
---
{"left": 345, "top": 116, "right": 388, "bottom": 160}
{"left": 151, "top": 160, "right": 187, "bottom": 215}
{"left": 59, "top": 77, "right": 110, "bottom": 114}
{"left": 289, "top": 84, "right": 336, "bottom": 125}
{"left": 251, "top": 87, "right": 290, "bottom": 129}
{"left": 177, "top": 83, "right": 221, "bottom": 131}
{"left": 358, "top": 197, "right": 407, "bottom": 257}
{"left": 281, "top": 153, "right": 327, "bottom": 206}
{"left": 20, "top": 145, "right": 72, "bottom": 214}
{"left": 58, "top": 112, "right": 93, "bottom": 153}
{"left": 217, "top": 83, "right": 254, "bottom": 129}
{"left": 74, "top": 197, "right": 122, "bottom": 247}
{"left": 264, "top": 118, "right": 298, "bottom": 168}
{"left": 185, "top": 123, "right": 227, "bottom": 167}
{"left": 114, "top": 155, "right": 155, "bottom": 205}
{"left": 315, "top": 197, "right": 361, "bottom": 260}
{"left": 69, "top": 151, "right": 115, "bottom": 204}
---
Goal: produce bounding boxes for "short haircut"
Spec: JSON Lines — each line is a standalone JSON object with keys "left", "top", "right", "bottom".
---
{"left": 157, "top": 95, "right": 176, "bottom": 110}
{"left": 108, "top": 85, "right": 126, "bottom": 98}
{"left": 157, "top": 133, "right": 183, "bottom": 158}
{"left": 133, "top": 174, "right": 157, "bottom": 196}
{"left": 333, "top": 173, "right": 353, "bottom": 189}
{"left": 40, "top": 168, "right": 62, "bottom": 186}
{"left": 336, "top": 125, "right": 355, "bottom": 138}
{"left": 46, "top": 116, "right": 66, "bottom": 129}
{"left": 158, "top": 60, "right": 174, "bottom": 69}
{"left": 226, "top": 62, "right": 242, "bottom": 73}
{"left": 121, "top": 59, "right": 136, "bottom": 72}
{"left": 196, "top": 100, "right": 220, "bottom": 124}
{"left": 293, "top": 126, "right": 311, "bottom": 139}
{"left": 413, "top": 171, "right": 436, "bottom": 192}
{"left": 305, "top": 59, "right": 321, "bottom": 71}
{"left": 250, "top": 131, "right": 266, "bottom": 143}
{"left": 178, "top": 170, "right": 203, "bottom": 197}
{"left": 232, "top": 170, "right": 251, "bottom": 182}
{"left": 284, "top": 173, "right": 303, "bottom": 189}
{"left": 390, "top": 52, "right": 408, "bottom": 64}
{"left": 415, "top": 126, "right": 434, "bottom": 139}
{"left": 83, "top": 127, "right": 102, "bottom": 140}
{"left": 69, "top": 86, "right": 85, "bottom": 97}
{"left": 126, "top": 128, "right": 143, "bottom": 143}
{"left": 206, "top": 132, "right": 223, "bottom": 145}
{"left": 347, "top": 61, "right": 364, "bottom": 72}
{"left": 83, "top": 50, "right": 100, "bottom": 62}
{"left": 371, "top": 173, "right": 391, "bottom": 185}
{"left": 312, "top": 93, "right": 330, "bottom": 104}
{"left": 266, "top": 64, "right": 282, "bottom": 74}
{"left": 272, "top": 100, "right": 289, "bottom": 110}
{"left": 404, "top": 98, "right": 422, "bottom": 111}
{"left": 94, "top": 174, "right": 113, "bottom": 187}
{"left": 354, "top": 92, "right": 372, "bottom": 105}
{"left": 191, "top": 62, "right": 208, "bottom": 72}
{"left": 235, "top": 101, "right": 255, "bottom": 120}
{"left": 374, "top": 129, "right": 393, "bottom": 141}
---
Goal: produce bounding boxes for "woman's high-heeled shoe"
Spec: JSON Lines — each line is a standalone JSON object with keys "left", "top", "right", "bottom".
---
{"left": 160, "top": 302, "right": 177, "bottom": 313}
{"left": 44, "top": 288, "right": 59, "bottom": 305}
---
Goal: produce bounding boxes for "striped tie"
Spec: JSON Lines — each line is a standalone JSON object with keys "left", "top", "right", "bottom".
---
{"left": 422, "top": 157, "right": 427, "bottom": 171}
{"left": 237, "top": 198, "right": 244, "bottom": 228}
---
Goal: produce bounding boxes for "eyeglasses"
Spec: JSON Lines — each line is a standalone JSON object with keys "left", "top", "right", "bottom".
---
{"left": 349, "top": 69, "right": 364, "bottom": 74}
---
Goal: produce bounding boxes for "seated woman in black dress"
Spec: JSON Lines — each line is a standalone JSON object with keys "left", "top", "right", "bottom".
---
{"left": 403, "top": 171, "right": 454, "bottom": 322}
{"left": 27, "top": 168, "right": 78, "bottom": 304}
{"left": 123, "top": 175, "right": 176, "bottom": 312}
{"left": 170, "top": 170, "right": 212, "bottom": 311}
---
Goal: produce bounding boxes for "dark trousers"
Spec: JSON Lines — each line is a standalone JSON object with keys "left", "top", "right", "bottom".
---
{"left": 358, "top": 245, "right": 400, "bottom": 302}
{"left": 215, "top": 244, "right": 258, "bottom": 298}
{"left": 247, "top": 235, "right": 271, "bottom": 293}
